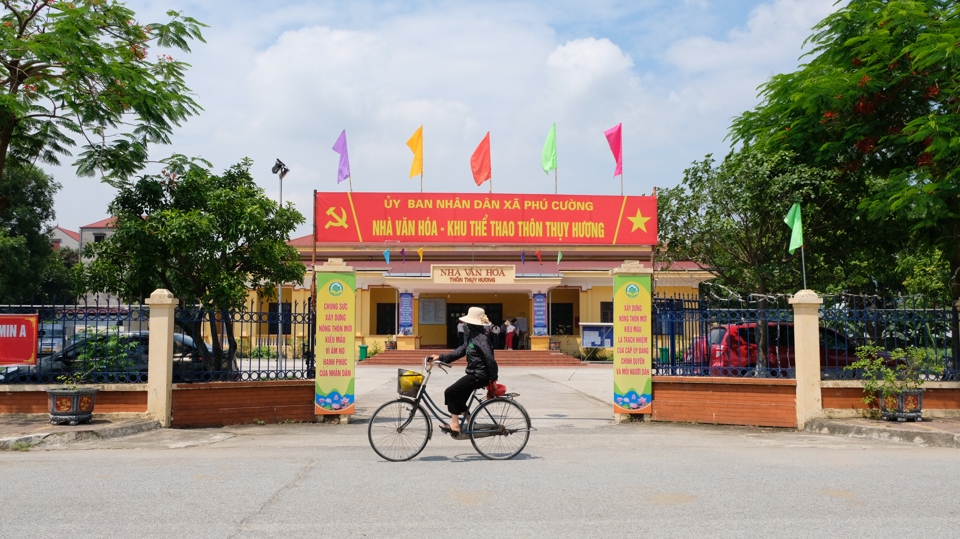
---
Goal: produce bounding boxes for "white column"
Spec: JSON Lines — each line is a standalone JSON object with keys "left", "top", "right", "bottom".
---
{"left": 146, "top": 289, "right": 178, "bottom": 428}
{"left": 790, "top": 289, "right": 824, "bottom": 429}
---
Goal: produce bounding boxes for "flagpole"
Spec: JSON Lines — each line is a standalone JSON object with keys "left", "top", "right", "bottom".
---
{"left": 349, "top": 177, "right": 353, "bottom": 192}
{"left": 420, "top": 172, "right": 423, "bottom": 193}
{"left": 554, "top": 169, "right": 558, "bottom": 195}
{"left": 801, "top": 245, "right": 808, "bottom": 289}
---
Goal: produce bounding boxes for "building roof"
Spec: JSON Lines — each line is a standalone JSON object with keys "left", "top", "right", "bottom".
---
{"left": 80, "top": 217, "right": 116, "bottom": 229}
{"left": 53, "top": 226, "right": 80, "bottom": 242}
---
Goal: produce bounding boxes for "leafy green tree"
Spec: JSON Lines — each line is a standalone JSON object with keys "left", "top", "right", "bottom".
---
{"left": 37, "top": 246, "right": 80, "bottom": 303}
{"left": 0, "top": 1, "right": 205, "bottom": 196}
{"left": 77, "top": 157, "right": 306, "bottom": 370}
{"left": 0, "top": 161, "right": 60, "bottom": 302}
{"left": 658, "top": 147, "right": 903, "bottom": 297}
{"left": 731, "top": 0, "right": 960, "bottom": 301}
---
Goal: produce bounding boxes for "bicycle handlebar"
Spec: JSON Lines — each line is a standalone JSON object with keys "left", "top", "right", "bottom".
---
{"left": 424, "top": 356, "right": 451, "bottom": 372}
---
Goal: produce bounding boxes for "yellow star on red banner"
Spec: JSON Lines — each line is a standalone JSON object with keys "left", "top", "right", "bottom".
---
{"left": 627, "top": 209, "right": 651, "bottom": 233}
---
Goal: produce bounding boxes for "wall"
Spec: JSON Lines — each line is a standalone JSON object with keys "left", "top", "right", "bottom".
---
{"left": 0, "top": 386, "right": 147, "bottom": 414}
{"left": 580, "top": 285, "right": 613, "bottom": 324}
{"left": 821, "top": 382, "right": 960, "bottom": 418}
{"left": 651, "top": 377, "right": 798, "bottom": 428}
{"left": 170, "top": 380, "right": 315, "bottom": 428}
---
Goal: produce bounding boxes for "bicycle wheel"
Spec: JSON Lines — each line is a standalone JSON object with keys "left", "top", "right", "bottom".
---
{"left": 368, "top": 399, "right": 431, "bottom": 462}
{"left": 468, "top": 398, "right": 531, "bottom": 460}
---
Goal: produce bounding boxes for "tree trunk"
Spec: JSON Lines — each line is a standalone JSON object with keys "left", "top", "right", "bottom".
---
{"left": 206, "top": 309, "right": 223, "bottom": 371}
{"left": 755, "top": 280, "right": 769, "bottom": 375}
{"left": 222, "top": 309, "right": 238, "bottom": 371}
{"left": 0, "top": 118, "right": 15, "bottom": 217}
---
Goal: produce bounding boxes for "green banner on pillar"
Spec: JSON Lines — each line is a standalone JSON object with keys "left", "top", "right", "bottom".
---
{"left": 315, "top": 271, "right": 356, "bottom": 415}
{"left": 613, "top": 273, "right": 652, "bottom": 414}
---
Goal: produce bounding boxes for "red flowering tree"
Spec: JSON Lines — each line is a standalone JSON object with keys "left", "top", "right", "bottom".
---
{"left": 0, "top": 1, "right": 206, "bottom": 202}
{"left": 731, "top": 0, "right": 960, "bottom": 300}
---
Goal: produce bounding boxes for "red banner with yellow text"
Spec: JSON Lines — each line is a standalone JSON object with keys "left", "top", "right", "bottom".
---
{"left": 0, "top": 314, "right": 38, "bottom": 366}
{"left": 314, "top": 192, "right": 657, "bottom": 245}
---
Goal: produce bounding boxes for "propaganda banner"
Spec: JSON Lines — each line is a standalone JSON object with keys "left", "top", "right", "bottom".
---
{"left": 613, "top": 274, "right": 652, "bottom": 414}
{"left": 0, "top": 314, "right": 38, "bottom": 366}
{"left": 315, "top": 192, "right": 657, "bottom": 245}
{"left": 315, "top": 272, "right": 356, "bottom": 415}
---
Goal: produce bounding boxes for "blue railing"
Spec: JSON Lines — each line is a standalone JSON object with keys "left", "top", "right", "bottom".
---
{"left": 0, "top": 298, "right": 150, "bottom": 384}
{"left": 653, "top": 294, "right": 795, "bottom": 378}
{"left": 819, "top": 295, "right": 958, "bottom": 381}
{"left": 174, "top": 300, "right": 316, "bottom": 382}
{"left": 0, "top": 297, "right": 316, "bottom": 385}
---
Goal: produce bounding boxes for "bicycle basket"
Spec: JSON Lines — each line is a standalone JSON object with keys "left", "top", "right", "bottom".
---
{"left": 398, "top": 369, "right": 424, "bottom": 397}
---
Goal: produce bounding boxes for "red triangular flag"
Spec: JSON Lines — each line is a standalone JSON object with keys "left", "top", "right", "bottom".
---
{"left": 535, "top": 249, "right": 542, "bottom": 265}
{"left": 470, "top": 132, "right": 492, "bottom": 186}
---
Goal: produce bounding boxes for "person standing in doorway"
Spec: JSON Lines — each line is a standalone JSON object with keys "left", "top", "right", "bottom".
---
{"left": 505, "top": 318, "right": 516, "bottom": 350}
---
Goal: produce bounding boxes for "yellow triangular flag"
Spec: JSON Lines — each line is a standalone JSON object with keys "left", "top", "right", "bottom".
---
{"left": 406, "top": 125, "right": 423, "bottom": 178}
{"left": 417, "top": 247, "right": 424, "bottom": 263}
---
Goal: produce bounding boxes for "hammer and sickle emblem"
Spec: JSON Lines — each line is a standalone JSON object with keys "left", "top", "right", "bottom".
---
{"left": 325, "top": 207, "right": 348, "bottom": 229}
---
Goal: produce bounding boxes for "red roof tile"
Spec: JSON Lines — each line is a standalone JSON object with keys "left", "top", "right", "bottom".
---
{"left": 80, "top": 217, "right": 116, "bottom": 229}
{"left": 54, "top": 226, "right": 80, "bottom": 242}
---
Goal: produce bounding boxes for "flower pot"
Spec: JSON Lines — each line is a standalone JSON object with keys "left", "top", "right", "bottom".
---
{"left": 384, "top": 341, "right": 397, "bottom": 350}
{"left": 549, "top": 341, "right": 560, "bottom": 351}
{"left": 47, "top": 388, "right": 99, "bottom": 425}
{"left": 878, "top": 388, "right": 925, "bottom": 422}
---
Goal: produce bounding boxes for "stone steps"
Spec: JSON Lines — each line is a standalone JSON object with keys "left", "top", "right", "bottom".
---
{"left": 359, "top": 349, "right": 581, "bottom": 367}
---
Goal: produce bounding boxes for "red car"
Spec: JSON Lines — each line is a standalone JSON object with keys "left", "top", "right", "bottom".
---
{"left": 682, "top": 322, "right": 873, "bottom": 375}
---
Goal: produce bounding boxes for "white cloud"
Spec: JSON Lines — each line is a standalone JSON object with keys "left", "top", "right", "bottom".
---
{"left": 48, "top": 0, "right": 844, "bottom": 237}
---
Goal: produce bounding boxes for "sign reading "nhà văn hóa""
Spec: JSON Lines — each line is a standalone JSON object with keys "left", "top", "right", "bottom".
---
{"left": 432, "top": 265, "right": 515, "bottom": 285}
{"left": 0, "top": 314, "right": 39, "bottom": 366}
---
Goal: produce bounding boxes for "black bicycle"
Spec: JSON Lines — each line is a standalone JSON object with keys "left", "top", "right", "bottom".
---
{"left": 367, "top": 357, "right": 532, "bottom": 461}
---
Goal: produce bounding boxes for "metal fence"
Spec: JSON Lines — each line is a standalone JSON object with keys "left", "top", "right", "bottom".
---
{"left": 653, "top": 294, "right": 795, "bottom": 378}
{"left": 174, "top": 299, "right": 316, "bottom": 382}
{"left": 0, "top": 298, "right": 151, "bottom": 384}
{"left": 819, "top": 295, "right": 958, "bottom": 381}
{"left": 0, "top": 298, "right": 316, "bottom": 385}
{"left": 652, "top": 293, "right": 959, "bottom": 381}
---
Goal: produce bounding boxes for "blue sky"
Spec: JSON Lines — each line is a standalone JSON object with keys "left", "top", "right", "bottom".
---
{"left": 51, "top": 0, "right": 840, "bottom": 237}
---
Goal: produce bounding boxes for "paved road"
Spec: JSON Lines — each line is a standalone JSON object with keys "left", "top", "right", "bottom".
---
{"left": 2, "top": 366, "right": 959, "bottom": 538}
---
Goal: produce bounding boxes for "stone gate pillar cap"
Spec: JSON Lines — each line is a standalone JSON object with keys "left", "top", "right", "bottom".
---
{"left": 789, "top": 289, "right": 822, "bottom": 304}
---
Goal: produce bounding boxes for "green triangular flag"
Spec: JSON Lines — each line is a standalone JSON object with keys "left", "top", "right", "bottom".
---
{"left": 557, "top": 251, "right": 563, "bottom": 264}
{"left": 784, "top": 203, "right": 803, "bottom": 255}
{"left": 542, "top": 123, "right": 557, "bottom": 174}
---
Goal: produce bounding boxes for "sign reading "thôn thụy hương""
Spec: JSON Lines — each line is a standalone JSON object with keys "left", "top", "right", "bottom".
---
{"left": 612, "top": 274, "right": 652, "bottom": 414}
{"left": 316, "top": 272, "right": 356, "bottom": 415}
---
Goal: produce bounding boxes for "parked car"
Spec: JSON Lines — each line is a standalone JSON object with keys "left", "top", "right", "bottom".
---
{"left": 2, "top": 330, "right": 215, "bottom": 383}
{"left": 681, "top": 322, "right": 885, "bottom": 376}
{"left": 37, "top": 323, "right": 66, "bottom": 356}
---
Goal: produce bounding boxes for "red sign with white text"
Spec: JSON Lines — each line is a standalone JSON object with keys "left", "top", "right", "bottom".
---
{"left": 314, "top": 192, "right": 657, "bottom": 245}
{"left": 0, "top": 314, "right": 38, "bottom": 366}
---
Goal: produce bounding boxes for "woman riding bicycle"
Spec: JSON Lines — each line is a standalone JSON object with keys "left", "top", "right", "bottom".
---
{"left": 428, "top": 306, "right": 499, "bottom": 434}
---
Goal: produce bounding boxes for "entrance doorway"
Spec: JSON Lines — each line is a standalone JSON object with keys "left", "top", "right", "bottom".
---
{"left": 447, "top": 303, "right": 503, "bottom": 348}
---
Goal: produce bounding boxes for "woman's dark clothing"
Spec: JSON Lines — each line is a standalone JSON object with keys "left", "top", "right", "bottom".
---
{"left": 438, "top": 327, "right": 498, "bottom": 415}
{"left": 443, "top": 373, "right": 488, "bottom": 415}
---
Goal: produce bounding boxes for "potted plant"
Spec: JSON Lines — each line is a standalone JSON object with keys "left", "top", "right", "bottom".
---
{"left": 384, "top": 335, "right": 397, "bottom": 350}
{"left": 845, "top": 345, "right": 945, "bottom": 422}
{"left": 47, "top": 333, "right": 136, "bottom": 425}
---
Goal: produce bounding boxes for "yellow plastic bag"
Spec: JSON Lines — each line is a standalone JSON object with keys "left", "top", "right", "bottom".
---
{"left": 398, "top": 369, "right": 424, "bottom": 397}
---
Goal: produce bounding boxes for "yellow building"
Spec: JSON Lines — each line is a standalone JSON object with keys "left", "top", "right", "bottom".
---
{"left": 285, "top": 190, "right": 711, "bottom": 355}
